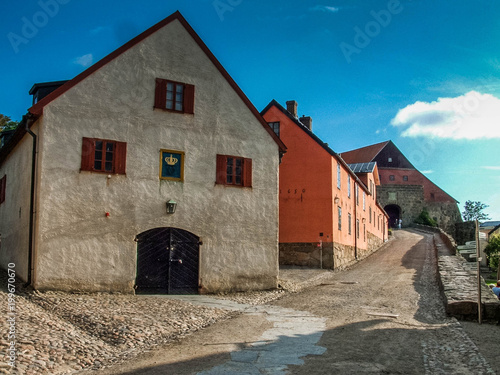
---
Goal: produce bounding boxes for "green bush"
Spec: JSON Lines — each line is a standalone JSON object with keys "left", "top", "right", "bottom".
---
{"left": 414, "top": 209, "right": 438, "bottom": 227}
{"left": 485, "top": 234, "right": 500, "bottom": 270}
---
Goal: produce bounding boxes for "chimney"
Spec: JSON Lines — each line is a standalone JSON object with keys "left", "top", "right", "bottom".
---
{"left": 300, "top": 116, "right": 312, "bottom": 131}
{"left": 286, "top": 100, "right": 298, "bottom": 118}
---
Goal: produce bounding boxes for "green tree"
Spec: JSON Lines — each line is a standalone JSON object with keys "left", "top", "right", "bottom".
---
{"left": 0, "top": 114, "right": 19, "bottom": 132}
{"left": 462, "top": 200, "right": 491, "bottom": 222}
{"left": 484, "top": 234, "right": 500, "bottom": 279}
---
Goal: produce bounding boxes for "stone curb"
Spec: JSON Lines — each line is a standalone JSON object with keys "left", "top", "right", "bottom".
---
{"left": 412, "top": 226, "right": 500, "bottom": 323}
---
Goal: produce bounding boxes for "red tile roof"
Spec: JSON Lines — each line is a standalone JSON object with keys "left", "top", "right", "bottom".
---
{"left": 339, "top": 141, "right": 389, "bottom": 164}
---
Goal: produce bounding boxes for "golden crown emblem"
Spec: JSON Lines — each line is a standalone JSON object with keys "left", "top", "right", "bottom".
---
{"left": 165, "top": 154, "right": 178, "bottom": 165}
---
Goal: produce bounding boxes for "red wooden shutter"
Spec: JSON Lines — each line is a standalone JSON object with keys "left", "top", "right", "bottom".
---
{"left": 0, "top": 175, "right": 6, "bottom": 204}
{"left": 115, "top": 141, "right": 127, "bottom": 175}
{"left": 216, "top": 154, "right": 226, "bottom": 184}
{"left": 81, "top": 137, "right": 95, "bottom": 172}
{"left": 183, "top": 84, "right": 195, "bottom": 114}
{"left": 154, "top": 78, "right": 166, "bottom": 109}
{"left": 243, "top": 158, "right": 252, "bottom": 187}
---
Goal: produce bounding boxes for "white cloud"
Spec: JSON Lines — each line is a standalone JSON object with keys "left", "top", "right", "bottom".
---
{"left": 421, "top": 170, "right": 434, "bottom": 174}
{"left": 391, "top": 91, "right": 500, "bottom": 140}
{"left": 309, "top": 5, "right": 340, "bottom": 13}
{"left": 481, "top": 166, "right": 500, "bottom": 171}
{"left": 74, "top": 54, "right": 94, "bottom": 67}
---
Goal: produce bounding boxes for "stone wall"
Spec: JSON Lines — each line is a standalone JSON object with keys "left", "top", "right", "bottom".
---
{"left": 332, "top": 243, "right": 356, "bottom": 270}
{"left": 367, "top": 231, "right": 384, "bottom": 253}
{"left": 280, "top": 235, "right": 385, "bottom": 271}
{"left": 414, "top": 226, "right": 500, "bottom": 322}
{"left": 279, "top": 242, "right": 333, "bottom": 269}
{"left": 377, "top": 184, "right": 461, "bottom": 238}
{"left": 377, "top": 184, "right": 424, "bottom": 227}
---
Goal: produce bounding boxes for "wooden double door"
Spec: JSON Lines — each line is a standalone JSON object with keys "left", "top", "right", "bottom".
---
{"left": 136, "top": 228, "right": 199, "bottom": 294}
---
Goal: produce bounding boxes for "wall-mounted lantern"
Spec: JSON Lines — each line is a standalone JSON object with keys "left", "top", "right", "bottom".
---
{"left": 166, "top": 199, "right": 177, "bottom": 214}
{"left": 334, "top": 196, "right": 340, "bottom": 204}
{"left": 362, "top": 218, "right": 366, "bottom": 223}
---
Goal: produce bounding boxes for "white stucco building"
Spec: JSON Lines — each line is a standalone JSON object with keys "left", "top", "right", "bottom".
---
{"left": 0, "top": 11, "right": 286, "bottom": 294}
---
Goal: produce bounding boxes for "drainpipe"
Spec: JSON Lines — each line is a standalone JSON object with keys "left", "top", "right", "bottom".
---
{"left": 25, "top": 114, "right": 37, "bottom": 287}
{"left": 354, "top": 182, "right": 358, "bottom": 260}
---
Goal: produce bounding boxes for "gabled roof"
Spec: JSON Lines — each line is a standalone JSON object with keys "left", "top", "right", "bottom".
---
{"left": 261, "top": 99, "right": 372, "bottom": 195}
{"left": 25, "top": 11, "right": 285, "bottom": 152}
{"left": 339, "top": 141, "right": 389, "bottom": 164}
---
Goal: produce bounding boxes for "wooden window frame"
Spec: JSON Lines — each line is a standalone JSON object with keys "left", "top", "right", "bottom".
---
{"left": 268, "top": 122, "right": 280, "bottom": 138}
{"left": 154, "top": 78, "right": 195, "bottom": 114}
{"left": 347, "top": 175, "right": 351, "bottom": 198}
{"left": 338, "top": 206, "right": 342, "bottom": 231}
{"left": 216, "top": 154, "right": 252, "bottom": 188}
{"left": 81, "top": 137, "right": 127, "bottom": 175}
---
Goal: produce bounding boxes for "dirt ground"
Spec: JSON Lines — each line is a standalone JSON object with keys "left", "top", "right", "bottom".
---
{"left": 90, "top": 230, "right": 500, "bottom": 374}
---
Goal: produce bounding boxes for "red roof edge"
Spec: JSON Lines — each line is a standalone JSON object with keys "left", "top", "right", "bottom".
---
{"left": 339, "top": 140, "right": 390, "bottom": 164}
{"left": 28, "top": 11, "right": 286, "bottom": 153}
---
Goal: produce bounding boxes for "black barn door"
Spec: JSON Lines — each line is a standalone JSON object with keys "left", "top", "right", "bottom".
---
{"left": 136, "top": 228, "right": 199, "bottom": 294}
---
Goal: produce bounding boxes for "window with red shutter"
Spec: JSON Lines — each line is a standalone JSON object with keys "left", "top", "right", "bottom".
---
{"left": 215, "top": 155, "right": 252, "bottom": 188}
{"left": 154, "top": 78, "right": 194, "bottom": 114}
{"left": 80, "top": 137, "right": 126, "bottom": 175}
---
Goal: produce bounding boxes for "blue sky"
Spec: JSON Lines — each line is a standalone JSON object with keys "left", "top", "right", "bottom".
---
{"left": 1, "top": 0, "right": 499, "bottom": 220}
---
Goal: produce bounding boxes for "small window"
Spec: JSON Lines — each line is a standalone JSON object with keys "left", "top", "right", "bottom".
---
{"left": 363, "top": 192, "right": 366, "bottom": 211}
{"left": 216, "top": 154, "right": 252, "bottom": 187}
{"left": 348, "top": 213, "right": 352, "bottom": 235}
{"left": 268, "top": 122, "right": 280, "bottom": 137}
{"left": 430, "top": 193, "right": 435, "bottom": 200}
{"left": 403, "top": 175, "right": 408, "bottom": 181}
{"left": 155, "top": 78, "right": 195, "bottom": 114}
{"left": 356, "top": 219, "right": 360, "bottom": 238}
{"left": 338, "top": 206, "right": 342, "bottom": 230}
{"left": 81, "top": 138, "right": 126, "bottom": 174}
{"left": 347, "top": 175, "right": 351, "bottom": 198}
{"left": 337, "top": 163, "right": 341, "bottom": 189}
{"left": 369, "top": 206, "right": 372, "bottom": 223}
{"left": 0, "top": 175, "right": 6, "bottom": 204}
{"left": 389, "top": 175, "right": 395, "bottom": 181}
{"left": 388, "top": 157, "right": 392, "bottom": 162}
{"left": 356, "top": 184, "right": 359, "bottom": 205}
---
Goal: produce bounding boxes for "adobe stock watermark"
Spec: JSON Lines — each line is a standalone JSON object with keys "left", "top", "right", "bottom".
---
{"left": 213, "top": 0, "right": 242, "bottom": 21}
{"left": 6, "top": 263, "right": 17, "bottom": 369}
{"left": 339, "top": 0, "right": 403, "bottom": 64}
{"left": 7, "top": 0, "right": 71, "bottom": 54}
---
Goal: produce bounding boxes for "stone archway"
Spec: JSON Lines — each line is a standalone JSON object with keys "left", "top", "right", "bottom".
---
{"left": 384, "top": 204, "right": 401, "bottom": 228}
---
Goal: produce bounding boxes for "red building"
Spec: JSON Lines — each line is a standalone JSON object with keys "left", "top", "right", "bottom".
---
{"left": 340, "top": 140, "right": 462, "bottom": 234}
{"left": 262, "top": 100, "right": 388, "bottom": 270}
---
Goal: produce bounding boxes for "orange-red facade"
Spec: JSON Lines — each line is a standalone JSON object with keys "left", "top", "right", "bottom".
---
{"left": 262, "top": 101, "right": 388, "bottom": 267}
